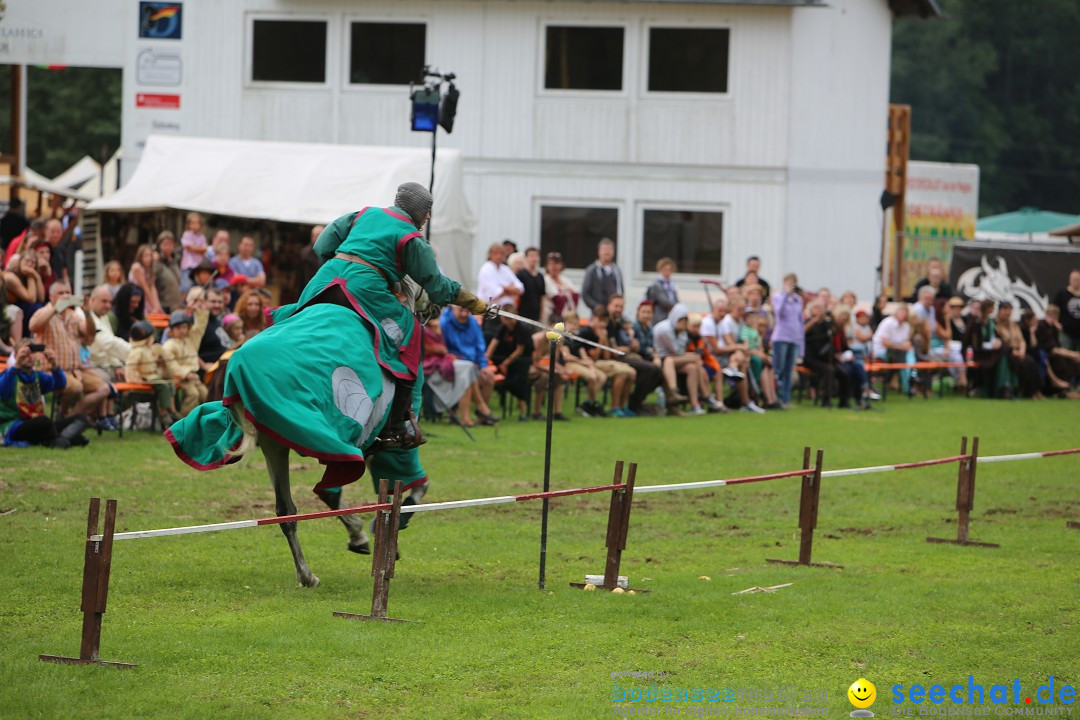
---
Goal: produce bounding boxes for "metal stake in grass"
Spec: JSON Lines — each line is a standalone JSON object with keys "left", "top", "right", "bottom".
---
{"left": 538, "top": 332, "right": 559, "bottom": 590}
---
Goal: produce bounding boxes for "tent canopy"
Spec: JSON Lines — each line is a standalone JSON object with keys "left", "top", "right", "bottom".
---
{"left": 977, "top": 207, "right": 1080, "bottom": 235}
{"left": 88, "top": 135, "right": 477, "bottom": 283}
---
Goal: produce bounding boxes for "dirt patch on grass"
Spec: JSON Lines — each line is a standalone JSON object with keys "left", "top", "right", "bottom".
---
{"left": 984, "top": 508, "right": 1019, "bottom": 516}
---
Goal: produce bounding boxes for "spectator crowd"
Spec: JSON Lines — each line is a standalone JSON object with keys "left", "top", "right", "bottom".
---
{"left": 2, "top": 198, "right": 1078, "bottom": 449}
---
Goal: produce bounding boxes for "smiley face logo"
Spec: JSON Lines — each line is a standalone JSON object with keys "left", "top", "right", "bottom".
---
{"left": 848, "top": 678, "right": 877, "bottom": 711}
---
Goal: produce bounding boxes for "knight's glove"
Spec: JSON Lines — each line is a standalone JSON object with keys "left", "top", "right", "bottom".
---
{"left": 454, "top": 289, "right": 489, "bottom": 316}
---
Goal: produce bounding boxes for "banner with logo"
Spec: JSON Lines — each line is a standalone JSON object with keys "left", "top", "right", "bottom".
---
{"left": 949, "top": 240, "right": 1080, "bottom": 317}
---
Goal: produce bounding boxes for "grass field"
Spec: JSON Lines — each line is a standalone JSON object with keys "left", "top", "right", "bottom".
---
{"left": 1, "top": 398, "right": 1078, "bottom": 719}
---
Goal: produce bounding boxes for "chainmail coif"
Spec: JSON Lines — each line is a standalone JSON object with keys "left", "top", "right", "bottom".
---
{"left": 394, "top": 182, "right": 433, "bottom": 228}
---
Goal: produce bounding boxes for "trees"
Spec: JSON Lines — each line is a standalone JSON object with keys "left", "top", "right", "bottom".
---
{"left": 0, "top": 65, "right": 121, "bottom": 179}
{"left": 891, "top": 0, "right": 1080, "bottom": 215}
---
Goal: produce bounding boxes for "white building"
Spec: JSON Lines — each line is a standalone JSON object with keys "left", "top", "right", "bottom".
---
{"left": 3, "top": 0, "right": 938, "bottom": 303}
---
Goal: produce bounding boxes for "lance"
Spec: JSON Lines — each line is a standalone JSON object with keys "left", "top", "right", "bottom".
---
{"left": 483, "top": 306, "right": 626, "bottom": 356}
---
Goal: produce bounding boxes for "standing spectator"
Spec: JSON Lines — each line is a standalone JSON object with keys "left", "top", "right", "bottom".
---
{"left": 515, "top": 246, "right": 546, "bottom": 321}
{"left": 803, "top": 301, "right": 846, "bottom": 407}
{"left": 735, "top": 256, "right": 771, "bottom": 300}
{"left": 87, "top": 285, "right": 130, "bottom": 380}
{"left": 162, "top": 309, "right": 209, "bottom": 417}
{"left": 476, "top": 242, "right": 523, "bottom": 341}
{"left": 180, "top": 212, "right": 209, "bottom": 279}
{"left": 229, "top": 236, "right": 267, "bottom": 289}
{"left": 234, "top": 288, "right": 268, "bottom": 340}
{"left": 1, "top": 198, "right": 29, "bottom": 250}
{"left": 912, "top": 257, "right": 954, "bottom": 302}
{"left": 0, "top": 340, "right": 90, "bottom": 448}
{"left": 3, "top": 218, "right": 45, "bottom": 269}
{"left": 203, "top": 229, "right": 230, "bottom": 264}
{"left": 576, "top": 304, "right": 636, "bottom": 416}
{"left": 543, "top": 251, "right": 579, "bottom": 321}
{"left": 646, "top": 257, "right": 680, "bottom": 323}
{"left": 502, "top": 239, "right": 518, "bottom": 257}
{"left": 652, "top": 303, "right": 705, "bottom": 416}
{"left": 297, "top": 225, "right": 324, "bottom": 295}
{"left": 109, "top": 283, "right": 146, "bottom": 341}
{"left": 197, "top": 288, "right": 230, "bottom": 366}
{"left": 28, "top": 282, "right": 109, "bottom": 418}
{"left": 4, "top": 251, "right": 45, "bottom": 340}
{"left": 212, "top": 244, "right": 239, "bottom": 308}
{"left": 486, "top": 314, "right": 534, "bottom": 421}
{"left": 1052, "top": 269, "right": 1080, "bottom": 351}
{"left": 128, "top": 243, "right": 164, "bottom": 314}
{"left": 44, "top": 219, "right": 70, "bottom": 285}
{"left": 33, "top": 240, "right": 57, "bottom": 292}
{"left": 154, "top": 231, "right": 183, "bottom": 312}
{"left": 439, "top": 304, "right": 498, "bottom": 425}
{"left": 103, "top": 261, "right": 125, "bottom": 297}
{"left": 771, "top": 273, "right": 805, "bottom": 407}
{"left": 580, "top": 238, "right": 623, "bottom": 312}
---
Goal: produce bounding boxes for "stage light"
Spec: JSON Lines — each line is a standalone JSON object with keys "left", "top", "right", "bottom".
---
{"left": 411, "top": 87, "right": 441, "bottom": 133}
{"left": 439, "top": 83, "right": 459, "bottom": 134}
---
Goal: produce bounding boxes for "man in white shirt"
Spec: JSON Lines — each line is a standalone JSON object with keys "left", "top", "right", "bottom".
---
{"left": 872, "top": 305, "right": 912, "bottom": 361}
{"left": 699, "top": 298, "right": 760, "bottom": 412}
{"left": 476, "top": 242, "right": 523, "bottom": 340}
{"left": 910, "top": 285, "right": 938, "bottom": 334}
{"left": 87, "top": 285, "right": 130, "bottom": 379}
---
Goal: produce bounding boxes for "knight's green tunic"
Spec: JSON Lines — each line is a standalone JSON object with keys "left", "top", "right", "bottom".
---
{"left": 166, "top": 206, "right": 461, "bottom": 492}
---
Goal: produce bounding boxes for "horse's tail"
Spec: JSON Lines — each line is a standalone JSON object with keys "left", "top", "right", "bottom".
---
{"left": 227, "top": 400, "right": 259, "bottom": 459}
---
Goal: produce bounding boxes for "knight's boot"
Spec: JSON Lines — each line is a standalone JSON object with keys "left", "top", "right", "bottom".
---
{"left": 371, "top": 380, "right": 425, "bottom": 452}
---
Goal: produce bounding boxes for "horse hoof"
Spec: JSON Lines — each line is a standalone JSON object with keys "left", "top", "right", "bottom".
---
{"left": 348, "top": 541, "right": 371, "bottom": 555}
{"left": 300, "top": 575, "right": 320, "bottom": 588}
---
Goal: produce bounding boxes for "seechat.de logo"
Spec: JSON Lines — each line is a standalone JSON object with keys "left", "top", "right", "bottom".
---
{"left": 850, "top": 679, "right": 878, "bottom": 717}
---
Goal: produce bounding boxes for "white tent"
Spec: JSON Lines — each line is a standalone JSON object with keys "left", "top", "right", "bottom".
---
{"left": 88, "top": 135, "right": 477, "bottom": 284}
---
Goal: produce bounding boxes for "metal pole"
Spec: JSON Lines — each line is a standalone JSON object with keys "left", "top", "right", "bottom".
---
{"left": 538, "top": 339, "right": 558, "bottom": 590}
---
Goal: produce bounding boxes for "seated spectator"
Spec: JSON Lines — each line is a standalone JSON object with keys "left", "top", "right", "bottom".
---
{"left": 103, "top": 261, "right": 125, "bottom": 298}
{"left": 528, "top": 330, "right": 569, "bottom": 421}
{"left": 607, "top": 294, "right": 663, "bottom": 416}
{"left": 742, "top": 283, "right": 769, "bottom": 327}
{"left": 154, "top": 231, "right": 183, "bottom": 313}
{"left": 700, "top": 299, "right": 760, "bottom": 412}
{"left": 234, "top": 288, "right": 268, "bottom": 340}
{"left": 645, "top": 257, "right": 679, "bottom": 323}
{"left": 831, "top": 307, "right": 867, "bottom": 409}
{"left": 197, "top": 288, "right": 231, "bottom": 366}
{"left": 212, "top": 244, "right": 239, "bottom": 307}
{"left": 110, "top": 283, "right": 146, "bottom": 341}
{"left": 188, "top": 259, "right": 216, "bottom": 294}
{"left": 486, "top": 314, "right": 534, "bottom": 421}
{"left": 685, "top": 314, "right": 727, "bottom": 413}
{"left": 29, "top": 282, "right": 110, "bottom": 419}
{"left": 229, "top": 236, "right": 268, "bottom": 290}
{"left": 739, "top": 312, "right": 780, "bottom": 409}
{"left": 912, "top": 257, "right": 954, "bottom": 302}
{"left": 963, "top": 300, "right": 1008, "bottom": 397}
{"left": 651, "top": 303, "right": 705, "bottom": 416}
{"left": 1052, "top": 269, "right": 1080, "bottom": 351}
{"left": 839, "top": 290, "right": 857, "bottom": 309}
{"left": 560, "top": 312, "right": 607, "bottom": 418}
{"left": 871, "top": 303, "right": 913, "bottom": 393}
{"left": 543, "top": 251, "right": 579, "bottom": 322}
{"left": 422, "top": 315, "right": 486, "bottom": 426}
{"left": 632, "top": 301, "right": 658, "bottom": 363}
{"left": 1035, "top": 305, "right": 1079, "bottom": 394}
{"left": 4, "top": 250, "right": 46, "bottom": 340}
{"left": 125, "top": 320, "right": 178, "bottom": 423}
{"left": 162, "top": 309, "right": 210, "bottom": 418}
{"left": 871, "top": 294, "right": 889, "bottom": 330}
{"left": 87, "top": 284, "right": 130, "bottom": 381}
{"left": 221, "top": 313, "right": 245, "bottom": 347}
{"left": 909, "top": 316, "right": 935, "bottom": 397}
{"left": 996, "top": 303, "right": 1040, "bottom": 398}
{"left": 129, "top": 243, "right": 164, "bottom": 314}
{"left": 0, "top": 340, "right": 90, "bottom": 448}
{"left": 576, "top": 305, "right": 637, "bottom": 417}
{"left": 439, "top": 305, "right": 498, "bottom": 425}
{"left": 3, "top": 218, "right": 45, "bottom": 270}
{"left": 936, "top": 297, "right": 968, "bottom": 392}
{"left": 32, "top": 240, "right": 57, "bottom": 292}
{"left": 849, "top": 309, "right": 874, "bottom": 363}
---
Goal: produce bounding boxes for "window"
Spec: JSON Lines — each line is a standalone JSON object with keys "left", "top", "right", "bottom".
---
{"left": 540, "top": 206, "right": 619, "bottom": 269}
{"left": 252, "top": 20, "right": 327, "bottom": 83}
{"left": 647, "top": 28, "right": 729, "bottom": 93}
{"left": 641, "top": 209, "right": 723, "bottom": 275}
{"left": 544, "top": 26, "right": 624, "bottom": 91}
{"left": 350, "top": 22, "right": 426, "bottom": 85}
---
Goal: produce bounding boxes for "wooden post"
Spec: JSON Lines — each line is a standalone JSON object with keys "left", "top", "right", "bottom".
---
{"left": 927, "top": 436, "right": 999, "bottom": 548}
{"left": 334, "top": 480, "right": 414, "bottom": 623}
{"left": 40, "top": 498, "right": 135, "bottom": 668}
{"left": 571, "top": 461, "right": 648, "bottom": 592}
{"left": 767, "top": 449, "right": 842, "bottom": 569}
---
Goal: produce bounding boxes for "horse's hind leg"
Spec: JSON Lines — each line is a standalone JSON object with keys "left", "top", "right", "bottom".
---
{"left": 315, "top": 487, "right": 370, "bottom": 554}
{"left": 262, "top": 434, "right": 320, "bottom": 588}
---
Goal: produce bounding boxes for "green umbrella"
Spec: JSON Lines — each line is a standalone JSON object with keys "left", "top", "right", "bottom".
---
{"left": 977, "top": 207, "right": 1080, "bottom": 235}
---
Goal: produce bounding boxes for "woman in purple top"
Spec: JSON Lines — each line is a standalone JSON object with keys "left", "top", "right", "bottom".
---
{"left": 770, "top": 272, "right": 805, "bottom": 406}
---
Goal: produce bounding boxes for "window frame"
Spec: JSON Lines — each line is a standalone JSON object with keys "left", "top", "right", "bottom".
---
{"left": 636, "top": 202, "right": 728, "bottom": 278}
{"left": 343, "top": 16, "right": 429, "bottom": 91}
{"left": 537, "top": 19, "right": 631, "bottom": 98}
{"left": 534, "top": 199, "right": 626, "bottom": 273}
{"left": 245, "top": 14, "right": 332, "bottom": 89}
{"left": 640, "top": 22, "right": 734, "bottom": 100}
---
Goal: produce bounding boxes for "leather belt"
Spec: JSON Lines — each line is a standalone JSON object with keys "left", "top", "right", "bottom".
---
{"left": 334, "top": 252, "right": 392, "bottom": 290}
